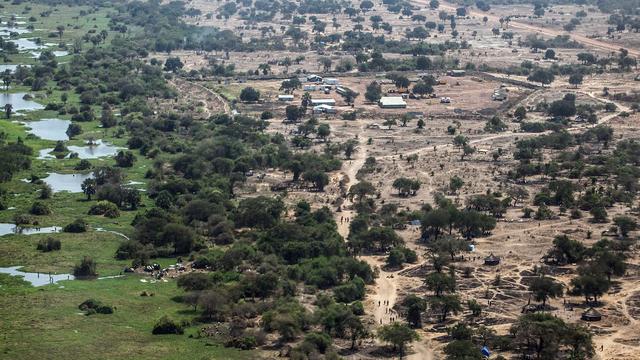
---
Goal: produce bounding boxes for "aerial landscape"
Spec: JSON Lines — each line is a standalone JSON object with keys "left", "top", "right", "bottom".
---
{"left": 0, "top": 0, "right": 639, "bottom": 359}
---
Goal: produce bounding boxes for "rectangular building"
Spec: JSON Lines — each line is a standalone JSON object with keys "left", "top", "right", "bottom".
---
{"left": 378, "top": 96, "right": 407, "bottom": 109}
{"left": 278, "top": 95, "right": 294, "bottom": 101}
{"left": 310, "top": 98, "right": 336, "bottom": 106}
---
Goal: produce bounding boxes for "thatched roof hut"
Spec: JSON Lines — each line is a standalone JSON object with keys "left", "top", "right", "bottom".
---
{"left": 581, "top": 307, "right": 602, "bottom": 322}
{"left": 484, "top": 253, "right": 501, "bottom": 266}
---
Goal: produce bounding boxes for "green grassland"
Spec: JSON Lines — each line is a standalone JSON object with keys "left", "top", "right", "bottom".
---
{"left": 0, "top": 275, "right": 253, "bottom": 360}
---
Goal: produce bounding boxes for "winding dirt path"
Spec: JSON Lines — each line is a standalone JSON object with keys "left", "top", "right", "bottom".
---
{"left": 334, "top": 125, "right": 434, "bottom": 359}
{"left": 169, "top": 77, "right": 231, "bottom": 116}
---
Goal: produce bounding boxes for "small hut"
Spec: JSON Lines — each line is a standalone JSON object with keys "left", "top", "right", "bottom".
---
{"left": 581, "top": 307, "right": 602, "bottom": 322}
{"left": 484, "top": 253, "right": 501, "bottom": 266}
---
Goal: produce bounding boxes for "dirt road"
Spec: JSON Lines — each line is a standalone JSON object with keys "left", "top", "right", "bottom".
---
{"left": 169, "top": 78, "right": 231, "bottom": 116}
{"left": 334, "top": 126, "right": 434, "bottom": 359}
{"left": 411, "top": 0, "right": 639, "bottom": 57}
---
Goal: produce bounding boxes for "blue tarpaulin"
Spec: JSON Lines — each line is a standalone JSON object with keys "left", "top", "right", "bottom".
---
{"left": 481, "top": 346, "right": 491, "bottom": 357}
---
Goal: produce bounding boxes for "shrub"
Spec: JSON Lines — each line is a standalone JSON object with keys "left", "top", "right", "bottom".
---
{"left": 342, "top": 111, "right": 357, "bottom": 120}
{"left": 333, "top": 276, "right": 365, "bottom": 303}
{"left": 13, "top": 213, "right": 32, "bottom": 225}
{"left": 303, "top": 332, "right": 332, "bottom": 354}
{"left": 88, "top": 201, "right": 120, "bottom": 218}
{"left": 225, "top": 336, "right": 257, "bottom": 350}
{"left": 74, "top": 159, "right": 92, "bottom": 170}
{"left": 39, "top": 184, "right": 52, "bottom": 199}
{"left": 64, "top": 218, "right": 88, "bottom": 233}
{"left": 152, "top": 316, "right": 184, "bottom": 335}
{"left": 260, "top": 111, "right": 273, "bottom": 120}
{"left": 37, "top": 237, "right": 61, "bottom": 252}
{"left": 239, "top": 87, "right": 260, "bottom": 102}
{"left": 78, "top": 299, "right": 113, "bottom": 315}
{"left": 351, "top": 301, "right": 365, "bottom": 315}
{"left": 73, "top": 256, "right": 97, "bottom": 277}
{"left": 115, "top": 151, "right": 136, "bottom": 167}
{"left": 30, "top": 201, "right": 51, "bottom": 215}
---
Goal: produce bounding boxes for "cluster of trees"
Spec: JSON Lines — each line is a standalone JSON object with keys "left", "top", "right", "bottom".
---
{"left": 545, "top": 233, "right": 632, "bottom": 304}
{"left": 420, "top": 194, "right": 497, "bottom": 241}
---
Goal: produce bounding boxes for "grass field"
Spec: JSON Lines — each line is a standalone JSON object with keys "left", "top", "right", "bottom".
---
{"left": 0, "top": 275, "right": 254, "bottom": 360}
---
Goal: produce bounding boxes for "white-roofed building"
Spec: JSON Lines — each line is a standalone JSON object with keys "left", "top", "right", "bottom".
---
{"left": 310, "top": 98, "right": 336, "bottom": 106}
{"left": 378, "top": 96, "right": 407, "bottom": 109}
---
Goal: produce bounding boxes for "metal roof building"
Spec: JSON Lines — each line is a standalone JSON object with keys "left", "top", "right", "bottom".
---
{"left": 310, "top": 99, "right": 336, "bottom": 106}
{"left": 378, "top": 96, "right": 407, "bottom": 108}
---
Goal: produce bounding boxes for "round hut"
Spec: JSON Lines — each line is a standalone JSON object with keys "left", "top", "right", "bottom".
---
{"left": 581, "top": 307, "right": 602, "bottom": 322}
{"left": 484, "top": 253, "right": 500, "bottom": 266}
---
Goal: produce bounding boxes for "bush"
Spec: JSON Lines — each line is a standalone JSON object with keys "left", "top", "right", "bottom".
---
{"left": 78, "top": 299, "right": 113, "bottom": 315}
{"left": 39, "top": 184, "right": 53, "bottom": 199}
{"left": 13, "top": 213, "right": 32, "bottom": 225}
{"left": 225, "top": 336, "right": 257, "bottom": 350}
{"left": 30, "top": 201, "right": 51, "bottom": 215}
{"left": 260, "top": 111, "right": 273, "bottom": 120}
{"left": 351, "top": 301, "right": 365, "bottom": 315}
{"left": 88, "top": 201, "right": 120, "bottom": 218}
{"left": 239, "top": 87, "right": 260, "bottom": 102}
{"left": 37, "top": 237, "right": 61, "bottom": 252}
{"left": 152, "top": 315, "right": 184, "bottom": 335}
{"left": 333, "top": 276, "right": 365, "bottom": 303}
{"left": 303, "top": 332, "right": 332, "bottom": 354}
{"left": 74, "top": 159, "right": 92, "bottom": 170}
{"left": 386, "top": 247, "right": 417, "bottom": 268}
{"left": 115, "top": 151, "right": 136, "bottom": 167}
{"left": 342, "top": 111, "right": 357, "bottom": 120}
{"left": 386, "top": 248, "right": 406, "bottom": 268}
{"left": 73, "top": 256, "right": 97, "bottom": 277}
{"left": 64, "top": 218, "right": 88, "bottom": 233}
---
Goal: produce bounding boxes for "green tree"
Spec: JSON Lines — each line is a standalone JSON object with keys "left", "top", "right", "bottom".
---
{"left": 425, "top": 272, "right": 456, "bottom": 296}
{"left": 365, "top": 81, "right": 382, "bottom": 102}
{"left": 343, "top": 139, "right": 359, "bottom": 159}
{"left": 570, "top": 265, "right": 610, "bottom": 304}
{"left": 240, "top": 87, "right": 261, "bottom": 102}
{"left": 412, "top": 81, "right": 434, "bottom": 98}
{"left": 303, "top": 170, "right": 329, "bottom": 191}
{"left": 317, "top": 123, "right": 330, "bottom": 142}
{"left": 286, "top": 105, "right": 303, "bottom": 122}
{"left": 377, "top": 323, "right": 419, "bottom": 359}
{"left": 529, "top": 275, "right": 563, "bottom": 307}
{"left": 163, "top": 57, "right": 183, "bottom": 72}
{"left": 569, "top": 73, "right": 583, "bottom": 88}
{"left": 527, "top": 69, "right": 555, "bottom": 86}
{"left": 428, "top": 294, "right": 462, "bottom": 322}
{"left": 444, "top": 340, "right": 483, "bottom": 359}
{"left": 613, "top": 215, "right": 637, "bottom": 237}
{"left": 4, "top": 103, "right": 13, "bottom": 119}
{"left": 403, "top": 295, "right": 427, "bottom": 327}
{"left": 348, "top": 181, "right": 376, "bottom": 202}
{"left": 514, "top": 106, "right": 527, "bottom": 120}
{"left": 81, "top": 178, "right": 97, "bottom": 200}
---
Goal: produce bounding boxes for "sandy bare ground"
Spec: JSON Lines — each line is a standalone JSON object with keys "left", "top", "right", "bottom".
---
{"left": 332, "top": 123, "right": 436, "bottom": 359}
{"left": 425, "top": 0, "right": 640, "bottom": 57}
{"left": 169, "top": 77, "right": 231, "bottom": 116}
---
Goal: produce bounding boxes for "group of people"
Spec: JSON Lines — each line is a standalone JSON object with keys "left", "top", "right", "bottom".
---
{"left": 378, "top": 300, "right": 397, "bottom": 324}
